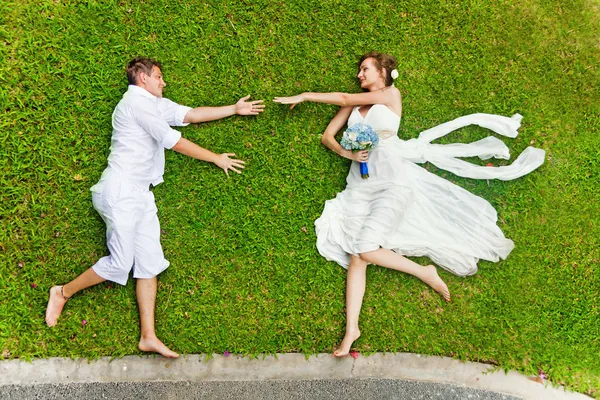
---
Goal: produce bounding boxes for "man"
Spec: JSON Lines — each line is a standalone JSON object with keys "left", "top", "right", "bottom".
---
{"left": 45, "top": 57, "right": 264, "bottom": 358}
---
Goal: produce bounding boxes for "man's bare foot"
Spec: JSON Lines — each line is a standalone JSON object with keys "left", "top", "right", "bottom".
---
{"left": 420, "top": 265, "right": 451, "bottom": 301}
{"left": 45, "top": 286, "right": 69, "bottom": 327}
{"left": 139, "top": 336, "right": 179, "bottom": 358}
{"left": 333, "top": 328, "right": 360, "bottom": 357}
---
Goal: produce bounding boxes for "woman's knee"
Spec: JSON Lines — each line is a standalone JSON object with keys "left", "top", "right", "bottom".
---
{"left": 358, "top": 251, "right": 373, "bottom": 263}
{"left": 349, "top": 255, "right": 368, "bottom": 270}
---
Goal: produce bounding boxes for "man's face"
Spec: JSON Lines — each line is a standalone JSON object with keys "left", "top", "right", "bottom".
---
{"left": 142, "top": 66, "right": 166, "bottom": 97}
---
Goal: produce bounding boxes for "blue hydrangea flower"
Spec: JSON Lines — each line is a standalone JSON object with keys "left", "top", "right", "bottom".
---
{"left": 340, "top": 123, "right": 379, "bottom": 151}
{"left": 339, "top": 123, "right": 379, "bottom": 179}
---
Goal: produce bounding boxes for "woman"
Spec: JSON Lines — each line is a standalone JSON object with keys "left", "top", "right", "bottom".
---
{"left": 274, "top": 52, "right": 544, "bottom": 357}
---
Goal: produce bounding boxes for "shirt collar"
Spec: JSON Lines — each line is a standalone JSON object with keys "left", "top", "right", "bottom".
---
{"left": 127, "top": 84, "right": 156, "bottom": 100}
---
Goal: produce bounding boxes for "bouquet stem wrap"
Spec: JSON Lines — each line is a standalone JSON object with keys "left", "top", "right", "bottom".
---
{"left": 359, "top": 162, "right": 369, "bottom": 179}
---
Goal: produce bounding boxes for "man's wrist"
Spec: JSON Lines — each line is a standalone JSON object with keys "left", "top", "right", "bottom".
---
{"left": 209, "top": 152, "right": 221, "bottom": 164}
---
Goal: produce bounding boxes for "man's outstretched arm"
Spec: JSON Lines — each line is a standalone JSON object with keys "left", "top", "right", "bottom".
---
{"left": 183, "top": 95, "right": 264, "bottom": 124}
{"left": 171, "top": 137, "right": 245, "bottom": 176}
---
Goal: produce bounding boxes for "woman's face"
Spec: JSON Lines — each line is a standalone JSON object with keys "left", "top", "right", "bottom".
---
{"left": 357, "top": 58, "right": 385, "bottom": 90}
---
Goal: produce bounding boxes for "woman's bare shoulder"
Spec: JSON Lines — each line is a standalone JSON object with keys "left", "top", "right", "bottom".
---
{"left": 383, "top": 86, "right": 402, "bottom": 106}
{"left": 390, "top": 85, "right": 402, "bottom": 97}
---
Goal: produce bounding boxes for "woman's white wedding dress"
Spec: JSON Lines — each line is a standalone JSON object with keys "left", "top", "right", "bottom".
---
{"left": 315, "top": 105, "right": 545, "bottom": 276}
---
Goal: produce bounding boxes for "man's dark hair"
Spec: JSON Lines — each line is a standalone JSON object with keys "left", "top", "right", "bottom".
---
{"left": 126, "top": 57, "right": 162, "bottom": 85}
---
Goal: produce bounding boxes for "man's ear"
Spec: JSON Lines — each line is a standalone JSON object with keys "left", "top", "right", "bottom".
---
{"left": 138, "top": 72, "right": 148, "bottom": 84}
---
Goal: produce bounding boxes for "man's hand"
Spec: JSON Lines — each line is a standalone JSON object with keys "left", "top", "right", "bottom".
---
{"left": 235, "top": 96, "right": 265, "bottom": 116}
{"left": 273, "top": 93, "right": 305, "bottom": 110}
{"left": 215, "top": 153, "right": 245, "bottom": 176}
{"left": 171, "top": 139, "right": 245, "bottom": 176}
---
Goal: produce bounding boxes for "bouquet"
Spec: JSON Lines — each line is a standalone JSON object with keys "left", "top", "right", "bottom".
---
{"left": 340, "top": 123, "right": 379, "bottom": 179}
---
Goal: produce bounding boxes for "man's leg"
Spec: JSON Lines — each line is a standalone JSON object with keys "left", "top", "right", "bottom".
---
{"left": 46, "top": 268, "right": 106, "bottom": 327}
{"left": 133, "top": 189, "right": 177, "bottom": 358}
{"left": 136, "top": 277, "right": 179, "bottom": 358}
{"left": 46, "top": 182, "right": 135, "bottom": 327}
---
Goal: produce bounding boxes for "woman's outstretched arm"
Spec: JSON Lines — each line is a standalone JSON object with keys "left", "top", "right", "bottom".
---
{"left": 274, "top": 88, "right": 396, "bottom": 109}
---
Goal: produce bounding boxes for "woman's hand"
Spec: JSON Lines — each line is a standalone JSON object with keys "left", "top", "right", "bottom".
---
{"left": 273, "top": 93, "right": 306, "bottom": 109}
{"left": 214, "top": 153, "right": 245, "bottom": 176}
{"left": 235, "top": 95, "right": 265, "bottom": 116}
{"left": 347, "top": 150, "right": 369, "bottom": 162}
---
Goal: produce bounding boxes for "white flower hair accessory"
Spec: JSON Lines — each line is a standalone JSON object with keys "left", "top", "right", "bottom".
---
{"left": 390, "top": 69, "right": 399, "bottom": 80}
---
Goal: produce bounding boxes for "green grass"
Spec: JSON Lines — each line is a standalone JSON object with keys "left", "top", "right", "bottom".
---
{"left": 1, "top": 0, "right": 599, "bottom": 396}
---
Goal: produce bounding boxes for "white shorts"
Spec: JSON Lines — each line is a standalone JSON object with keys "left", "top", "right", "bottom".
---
{"left": 91, "top": 179, "right": 169, "bottom": 285}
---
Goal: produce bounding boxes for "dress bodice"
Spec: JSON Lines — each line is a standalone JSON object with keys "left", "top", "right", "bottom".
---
{"left": 347, "top": 104, "right": 401, "bottom": 140}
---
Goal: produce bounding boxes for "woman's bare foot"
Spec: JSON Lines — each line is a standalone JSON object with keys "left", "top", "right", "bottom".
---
{"left": 420, "top": 265, "right": 451, "bottom": 301}
{"left": 333, "top": 328, "right": 360, "bottom": 357}
{"left": 45, "top": 286, "right": 69, "bottom": 327}
{"left": 139, "top": 335, "right": 179, "bottom": 358}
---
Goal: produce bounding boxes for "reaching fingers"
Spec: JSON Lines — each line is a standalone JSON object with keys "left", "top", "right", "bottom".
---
{"left": 218, "top": 153, "right": 247, "bottom": 176}
{"left": 222, "top": 154, "right": 246, "bottom": 164}
{"left": 222, "top": 164, "right": 242, "bottom": 175}
{"left": 246, "top": 102, "right": 265, "bottom": 115}
{"left": 239, "top": 95, "right": 251, "bottom": 102}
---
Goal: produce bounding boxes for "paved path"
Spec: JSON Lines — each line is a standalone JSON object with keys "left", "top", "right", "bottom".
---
{"left": 1, "top": 380, "right": 522, "bottom": 400}
{"left": 0, "top": 353, "right": 591, "bottom": 400}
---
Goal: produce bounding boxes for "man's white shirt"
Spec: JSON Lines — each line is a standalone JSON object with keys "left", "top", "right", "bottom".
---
{"left": 92, "top": 85, "right": 191, "bottom": 192}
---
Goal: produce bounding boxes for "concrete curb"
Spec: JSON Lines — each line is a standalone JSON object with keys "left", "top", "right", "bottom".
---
{"left": 0, "top": 353, "right": 590, "bottom": 400}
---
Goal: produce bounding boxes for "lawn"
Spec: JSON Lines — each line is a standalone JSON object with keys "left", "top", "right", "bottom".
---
{"left": 1, "top": 0, "right": 599, "bottom": 396}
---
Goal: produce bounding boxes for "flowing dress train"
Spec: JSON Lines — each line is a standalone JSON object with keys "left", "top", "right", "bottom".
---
{"left": 314, "top": 105, "right": 545, "bottom": 276}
